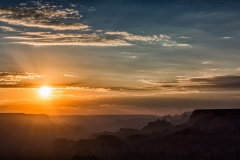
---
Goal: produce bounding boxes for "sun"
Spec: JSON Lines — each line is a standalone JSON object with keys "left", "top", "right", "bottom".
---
{"left": 39, "top": 86, "right": 52, "bottom": 98}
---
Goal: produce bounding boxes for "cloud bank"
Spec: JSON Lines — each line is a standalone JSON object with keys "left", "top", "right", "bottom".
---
{"left": 0, "top": 2, "right": 90, "bottom": 30}
{"left": 0, "top": 72, "right": 42, "bottom": 87}
{"left": 139, "top": 74, "right": 240, "bottom": 91}
{"left": 0, "top": 26, "right": 20, "bottom": 32}
{"left": 0, "top": 1, "right": 192, "bottom": 47}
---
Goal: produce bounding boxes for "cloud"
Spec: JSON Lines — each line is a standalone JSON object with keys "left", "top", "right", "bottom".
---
{"left": 0, "top": 2, "right": 191, "bottom": 47}
{"left": 162, "top": 43, "right": 191, "bottom": 47}
{"left": 178, "top": 36, "right": 192, "bottom": 39}
{"left": 106, "top": 31, "right": 152, "bottom": 41}
{"left": 139, "top": 74, "right": 240, "bottom": 91}
{"left": 209, "top": 68, "right": 229, "bottom": 72}
{"left": 0, "top": 72, "right": 42, "bottom": 81}
{"left": 105, "top": 31, "right": 167, "bottom": 42}
{"left": 64, "top": 73, "right": 79, "bottom": 77}
{"left": 138, "top": 79, "right": 160, "bottom": 85}
{"left": 88, "top": 7, "right": 96, "bottom": 12}
{"left": 7, "top": 33, "right": 132, "bottom": 46}
{"left": 70, "top": 4, "right": 77, "bottom": 7}
{"left": 105, "top": 31, "right": 191, "bottom": 47}
{"left": 0, "top": 72, "right": 42, "bottom": 87}
{"left": 188, "top": 75, "right": 240, "bottom": 88}
{"left": 0, "top": 26, "right": 20, "bottom": 32}
{"left": 202, "top": 61, "right": 212, "bottom": 64}
{"left": 222, "top": 37, "right": 233, "bottom": 39}
{"left": 0, "top": 2, "right": 90, "bottom": 30}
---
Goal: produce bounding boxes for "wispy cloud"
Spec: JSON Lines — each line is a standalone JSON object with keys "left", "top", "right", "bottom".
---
{"left": 105, "top": 31, "right": 191, "bottom": 47}
{"left": 4, "top": 32, "right": 132, "bottom": 46}
{"left": 88, "top": 7, "right": 96, "bottom": 12}
{"left": 5, "top": 31, "right": 189, "bottom": 47}
{"left": 0, "top": 72, "right": 42, "bottom": 87}
{"left": 105, "top": 31, "right": 155, "bottom": 41}
{"left": 0, "top": 72, "right": 42, "bottom": 81}
{"left": 202, "top": 61, "right": 212, "bottom": 65}
{"left": 0, "top": 26, "right": 20, "bottom": 32}
{"left": 139, "top": 74, "right": 240, "bottom": 91}
{"left": 162, "top": 43, "right": 191, "bottom": 47}
{"left": 222, "top": 37, "right": 233, "bottom": 39}
{"left": 70, "top": 4, "right": 77, "bottom": 7}
{"left": 64, "top": 73, "right": 79, "bottom": 77}
{"left": 177, "top": 36, "right": 192, "bottom": 39}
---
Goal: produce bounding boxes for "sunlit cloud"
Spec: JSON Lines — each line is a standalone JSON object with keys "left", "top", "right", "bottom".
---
{"left": 209, "top": 68, "right": 229, "bottom": 72}
{"left": 106, "top": 31, "right": 191, "bottom": 47}
{"left": 138, "top": 79, "right": 160, "bottom": 85}
{"left": 0, "top": 2, "right": 90, "bottom": 30}
{"left": 162, "top": 43, "right": 191, "bottom": 47}
{"left": 5, "top": 31, "right": 187, "bottom": 46}
{"left": 106, "top": 31, "right": 163, "bottom": 41}
{"left": 202, "top": 61, "right": 212, "bottom": 65}
{"left": 138, "top": 74, "right": 240, "bottom": 91}
{"left": 4, "top": 32, "right": 132, "bottom": 46}
{"left": 5, "top": 36, "right": 43, "bottom": 40}
{"left": 178, "top": 36, "right": 192, "bottom": 39}
{"left": 0, "top": 72, "right": 42, "bottom": 81}
{"left": 64, "top": 73, "right": 79, "bottom": 77}
{"left": 222, "top": 37, "right": 233, "bottom": 39}
{"left": 0, "top": 72, "right": 43, "bottom": 87}
{"left": 105, "top": 31, "right": 154, "bottom": 41}
{"left": 14, "top": 39, "right": 132, "bottom": 46}
{"left": 0, "top": 26, "right": 20, "bottom": 32}
{"left": 0, "top": 2, "right": 192, "bottom": 47}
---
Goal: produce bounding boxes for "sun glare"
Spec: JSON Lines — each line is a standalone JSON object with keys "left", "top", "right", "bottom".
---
{"left": 39, "top": 86, "right": 52, "bottom": 98}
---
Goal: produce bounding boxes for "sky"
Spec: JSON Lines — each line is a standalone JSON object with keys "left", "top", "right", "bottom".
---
{"left": 0, "top": 0, "right": 240, "bottom": 115}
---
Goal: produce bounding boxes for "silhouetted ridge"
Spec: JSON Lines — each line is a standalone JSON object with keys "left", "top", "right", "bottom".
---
{"left": 170, "top": 114, "right": 190, "bottom": 126}
{"left": 141, "top": 119, "right": 175, "bottom": 133}
{"left": 2, "top": 109, "right": 240, "bottom": 159}
{"left": 193, "top": 111, "right": 240, "bottom": 132}
{"left": 175, "top": 109, "right": 240, "bottom": 131}
{"left": 89, "top": 128, "right": 139, "bottom": 139}
{"left": 101, "top": 116, "right": 158, "bottom": 132}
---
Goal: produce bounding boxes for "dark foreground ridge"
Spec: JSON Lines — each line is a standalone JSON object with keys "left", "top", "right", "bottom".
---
{"left": 0, "top": 109, "right": 240, "bottom": 159}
